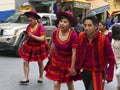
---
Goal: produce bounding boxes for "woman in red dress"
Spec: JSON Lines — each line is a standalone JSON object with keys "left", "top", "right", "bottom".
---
{"left": 19, "top": 10, "right": 49, "bottom": 84}
{"left": 44, "top": 11, "right": 81, "bottom": 90}
{"left": 98, "top": 21, "right": 112, "bottom": 42}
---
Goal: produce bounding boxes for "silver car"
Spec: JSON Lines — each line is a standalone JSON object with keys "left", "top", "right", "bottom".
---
{"left": 0, "top": 12, "right": 56, "bottom": 56}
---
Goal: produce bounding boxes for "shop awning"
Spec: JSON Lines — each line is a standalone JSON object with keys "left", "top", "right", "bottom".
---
{"left": 107, "top": 0, "right": 120, "bottom": 15}
{"left": 64, "top": 0, "right": 90, "bottom": 9}
{"left": 73, "top": 2, "right": 90, "bottom": 9}
{"left": 112, "top": 11, "right": 120, "bottom": 15}
{"left": 64, "top": 0, "right": 109, "bottom": 13}
{"left": 108, "top": 9, "right": 120, "bottom": 15}
{"left": 58, "top": 0, "right": 109, "bottom": 14}
{"left": 64, "top": 0, "right": 87, "bottom": 3}
{"left": 88, "top": 0, "right": 110, "bottom": 14}
{"left": 42, "top": 1, "right": 55, "bottom": 4}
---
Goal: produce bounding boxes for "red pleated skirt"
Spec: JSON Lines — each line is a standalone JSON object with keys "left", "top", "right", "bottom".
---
{"left": 44, "top": 57, "right": 82, "bottom": 83}
{"left": 19, "top": 40, "right": 49, "bottom": 62}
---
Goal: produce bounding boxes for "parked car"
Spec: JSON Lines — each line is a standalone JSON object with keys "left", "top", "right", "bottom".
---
{"left": 0, "top": 12, "right": 56, "bottom": 56}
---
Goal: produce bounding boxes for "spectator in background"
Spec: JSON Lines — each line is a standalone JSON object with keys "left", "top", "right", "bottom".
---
{"left": 111, "top": 24, "right": 120, "bottom": 90}
{"left": 74, "top": 17, "right": 84, "bottom": 34}
{"left": 106, "top": 15, "right": 112, "bottom": 29}
{"left": 111, "top": 15, "right": 118, "bottom": 25}
{"left": 99, "top": 21, "right": 112, "bottom": 42}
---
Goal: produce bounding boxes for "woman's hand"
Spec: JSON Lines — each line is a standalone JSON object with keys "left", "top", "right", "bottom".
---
{"left": 27, "top": 32, "right": 33, "bottom": 38}
{"left": 70, "top": 48, "right": 77, "bottom": 76}
{"left": 69, "top": 67, "right": 77, "bottom": 76}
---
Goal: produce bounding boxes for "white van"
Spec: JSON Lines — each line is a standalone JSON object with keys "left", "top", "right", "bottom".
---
{"left": 0, "top": 12, "right": 56, "bottom": 56}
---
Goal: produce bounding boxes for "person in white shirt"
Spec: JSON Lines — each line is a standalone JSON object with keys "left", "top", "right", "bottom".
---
{"left": 111, "top": 24, "right": 120, "bottom": 90}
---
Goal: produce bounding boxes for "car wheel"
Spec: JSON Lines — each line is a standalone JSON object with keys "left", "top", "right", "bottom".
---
{"left": 15, "top": 37, "right": 25, "bottom": 57}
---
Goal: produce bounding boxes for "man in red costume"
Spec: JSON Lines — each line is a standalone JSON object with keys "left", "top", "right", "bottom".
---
{"left": 77, "top": 15, "right": 115, "bottom": 90}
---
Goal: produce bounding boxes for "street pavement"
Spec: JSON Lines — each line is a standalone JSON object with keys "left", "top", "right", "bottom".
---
{"left": 0, "top": 52, "right": 117, "bottom": 90}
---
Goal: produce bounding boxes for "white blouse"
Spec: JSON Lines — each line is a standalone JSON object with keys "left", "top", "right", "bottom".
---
{"left": 111, "top": 39, "right": 120, "bottom": 64}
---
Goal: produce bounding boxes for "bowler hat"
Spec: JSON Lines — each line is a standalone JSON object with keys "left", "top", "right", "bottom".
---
{"left": 56, "top": 11, "right": 77, "bottom": 27}
{"left": 24, "top": 10, "right": 41, "bottom": 19}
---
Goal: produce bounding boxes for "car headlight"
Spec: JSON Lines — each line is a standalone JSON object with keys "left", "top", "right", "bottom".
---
{"left": 3, "top": 29, "right": 17, "bottom": 36}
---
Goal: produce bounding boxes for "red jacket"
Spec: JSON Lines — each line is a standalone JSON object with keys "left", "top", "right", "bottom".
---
{"left": 77, "top": 31, "right": 115, "bottom": 82}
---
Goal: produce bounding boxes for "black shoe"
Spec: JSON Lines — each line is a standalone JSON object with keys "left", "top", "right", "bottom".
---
{"left": 19, "top": 80, "right": 29, "bottom": 84}
{"left": 37, "top": 80, "right": 43, "bottom": 83}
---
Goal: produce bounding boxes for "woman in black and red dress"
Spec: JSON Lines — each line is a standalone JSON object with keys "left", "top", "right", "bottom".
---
{"left": 19, "top": 10, "right": 49, "bottom": 84}
{"left": 44, "top": 11, "right": 81, "bottom": 90}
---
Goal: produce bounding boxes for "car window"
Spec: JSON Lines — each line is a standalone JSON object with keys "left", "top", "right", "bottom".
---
{"left": 3, "top": 14, "right": 28, "bottom": 24}
{"left": 17, "top": 15, "right": 28, "bottom": 23}
{"left": 41, "top": 16, "right": 50, "bottom": 26}
{"left": 3, "top": 14, "right": 20, "bottom": 23}
{"left": 51, "top": 15, "right": 57, "bottom": 26}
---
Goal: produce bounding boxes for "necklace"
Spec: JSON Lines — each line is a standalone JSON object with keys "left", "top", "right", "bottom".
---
{"left": 59, "top": 29, "right": 70, "bottom": 40}
{"left": 59, "top": 33, "right": 67, "bottom": 39}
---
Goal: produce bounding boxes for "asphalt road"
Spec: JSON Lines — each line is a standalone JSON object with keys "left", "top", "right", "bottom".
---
{"left": 0, "top": 51, "right": 117, "bottom": 90}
